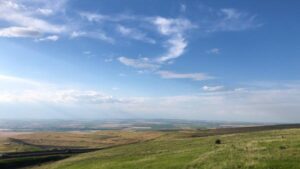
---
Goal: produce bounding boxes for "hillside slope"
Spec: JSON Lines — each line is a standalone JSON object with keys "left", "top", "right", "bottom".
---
{"left": 35, "top": 129, "right": 300, "bottom": 169}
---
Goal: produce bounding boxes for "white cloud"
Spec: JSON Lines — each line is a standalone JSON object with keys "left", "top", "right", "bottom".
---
{"left": 206, "top": 48, "right": 220, "bottom": 54}
{"left": 202, "top": 85, "right": 224, "bottom": 92}
{"left": 70, "top": 31, "right": 85, "bottom": 38}
{"left": 157, "top": 70, "right": 213, "bottom": 81}
{"left": 0, "top": 89, "right": 125, "bottom": 104}
{"left": 157, "top": 35, "right": 187, "bottom": 62}
{"left": 152, "top": 17, "right": 194, "bottom": 36}
{"left": 80, "top": 12, "right": 135, "bottom": 22}
{"left": 234, "top": 88, "right": 246, "bottom": 92}
{"left": 152, "top": 17, "right": 195, "bottom": 63}
{"left": 36, "top": 35, "right": 59, "bottom": 41}
{"left": 209, "top": 8, "right": 262, "bottom": 32}
{"left": 70, "top": 31, "right": 114, "bottom": 43}
{"left": 180, "top": 4, "right": 186, "bottom": 13}
{"left": 118, "top": 16, "right": 195, "bottom": 70}
{"left": 118, "top": 57, "right": 159, "bottom": 70}
{"left": 2, "top": 87, "right": 300, "bottom": 123}
{"left": 0, "top": 0, "right": 66, "bottom": 38}
{"left": 119, "top": 73, "right": 127, "bottom": 77}
{"left": 112, "top": 87, "right": 119, "bottom": 91}
{"left": 1, "top": 74, "right": 300, "bottom": 123}
{"left": 85, "top": 32, "right": 114, "bottom": 43}
{"left": 222, "top": 9, "right": 241, "bottom": 20}
{"left": 0, "top": 26, "right": 40, "bottom": 37}
{"left": 80, "top": 12, "right": 110, "bottom": 22}
{"left": 0, "top": 74, "right": 42, "bottom": 87}
{"left": 0, "top": 74, "right": 124, "bottom": 104}
{"left": 36, "top": 8, "right": 53, "bottom": 16}
{"left": 117, "top": 25, "right": 155, "bottom": 44}
{"left": 104, "top": 58, "right": 113, "bottom": 62}
{"left": 83, "top": 51, "right": 91, "bottom": 55}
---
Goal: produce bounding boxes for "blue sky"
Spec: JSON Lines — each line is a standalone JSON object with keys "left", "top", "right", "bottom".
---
{"left": 0, "top": 0, "right": 300, "bottom": 122}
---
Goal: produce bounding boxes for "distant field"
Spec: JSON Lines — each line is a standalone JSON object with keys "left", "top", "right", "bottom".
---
{"left": 0, "top": 132, "right": 41, "bottom": 152}
{"left": 13, "top": 131, "right": 162, "bottom": 149}
{"left": 34, "top": 128, "right": 300, "bottom": 169}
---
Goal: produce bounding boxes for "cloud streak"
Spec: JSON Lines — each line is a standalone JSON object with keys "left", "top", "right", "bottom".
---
{"left": 202, "top": 85, "right": 224, "bottom": 92}
{"left": 70, "top": 31, "right": 114, "bottom": 43}
{"left": 206, "top": 48, "right": 220, "bottom": 54}
{"left": 117, "top": 25, "right": 156, "bottom": 44}
{"left": 36, "top": 35, "right": 59, "bottom": 42}
{"left": 157, "top": 70, "right": 213, "bottom": 81}
{"left": 208, "top": 8, "right": 262, "bottom": 32}
{"left": 118, "top": 57, "right": 159, "bottom": 70}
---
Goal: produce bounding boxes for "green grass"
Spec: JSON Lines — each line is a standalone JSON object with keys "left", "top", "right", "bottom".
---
{"left": 34, "top": 129, "right": 300, "bottom": 169}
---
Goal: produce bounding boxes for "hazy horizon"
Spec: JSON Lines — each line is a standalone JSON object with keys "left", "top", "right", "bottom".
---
{"left": 1, "top": 0, "right": 300, "bottom": 123}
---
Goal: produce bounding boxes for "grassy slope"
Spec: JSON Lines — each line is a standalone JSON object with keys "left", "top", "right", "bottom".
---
{"left": 34, "top": 129, "right": 300, "bottom": 169}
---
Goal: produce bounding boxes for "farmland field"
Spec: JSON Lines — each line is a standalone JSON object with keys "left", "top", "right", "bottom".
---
{"left": 0, "top": 131, "right": 41, "bottom": 152}
{"left": 12, "top": 130, "right": 162, "bottom": 149}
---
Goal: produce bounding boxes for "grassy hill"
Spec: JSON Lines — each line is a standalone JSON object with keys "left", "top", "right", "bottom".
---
{"left": 33, "top": 128, "right": 300, "bottom": 169}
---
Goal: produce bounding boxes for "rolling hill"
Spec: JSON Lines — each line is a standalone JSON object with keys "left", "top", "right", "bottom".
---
{"left": 33, "top": 128, "right": 300, "bottom": 169}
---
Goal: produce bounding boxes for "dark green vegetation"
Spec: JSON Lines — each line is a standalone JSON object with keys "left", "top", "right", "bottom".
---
{"left": 34, "top": 127, "right": 300, "bottom": 169}
{"left": 0, "top": 155, "right": 69, "bottom": 169}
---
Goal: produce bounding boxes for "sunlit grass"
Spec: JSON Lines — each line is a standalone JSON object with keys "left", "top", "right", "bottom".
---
{"left": 35, "top": 129, "right": 300, "bottom": 169}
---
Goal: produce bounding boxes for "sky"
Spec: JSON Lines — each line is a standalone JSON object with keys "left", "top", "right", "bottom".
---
{"left": 0, "top": 0, "right": 300, "bottom": 123}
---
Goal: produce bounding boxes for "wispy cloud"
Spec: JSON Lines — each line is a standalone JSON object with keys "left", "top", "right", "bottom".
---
{"left": 36, "top": 8, "right": 54, "bottom": 16}
{"left": 0, "top": 0, "right": 66, "bottom": 39}
{"left": 104, "top": 55, "right": 114, "bottom": 62}
{"left": 83, "top": 51, "right": 91, "bottom": 55}
{"left": 208, "top": 8, "right": 262, "bottom": 32}
{"left": 80, "top": 12, "right": 109, "bottom": 22}
{"left": 206, "top": 48, "right": 220, "bottom": 54}
{"left": 80, "top": 12, "right": 136, "bottom": 22}
{"left": 202, "top": 85, "right": 224, "bottom": 92}
{"left": 0, "top": 74, "right": 42, "bottom": 87}
{"left": 0, "top": 26, "right": 40, "bottom": 38}
{"left": 117, "top": 16, "right": 195, "bottom": 75}
{"left": 117, "top": 25, "right": 156, "bottom": 44}
{"left": 152, "top": 17, "right": 195, "bottom": 63}
{"left": 70, "top": 31, "right": 114, "bottom": 43}
{"left": 180, "top": 4, "right": 186, "bottom": 13}
{"left": 157, "top": 70, "right": 213, "bottom": 81}
{"left": 116, "top": 8, "right": 260, "bottom": 73}
{"left": 36, "top": 35, "right": 59, "bottom": 42}
{"left": 118, "top": 57, "right": 159, "bottom": 70}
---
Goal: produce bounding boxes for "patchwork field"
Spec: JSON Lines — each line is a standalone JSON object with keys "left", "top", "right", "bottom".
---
{"left": 33, "top": 128, "right": 300, "bottom": 169}
{"left": 13, "top": 131, "right": 162, "bottom": 149}
{"left": 0, "top": 130, "right": 162, "bottom": 151}
{"left": 0, "top": 131, "right": 41, "bottom": 152}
